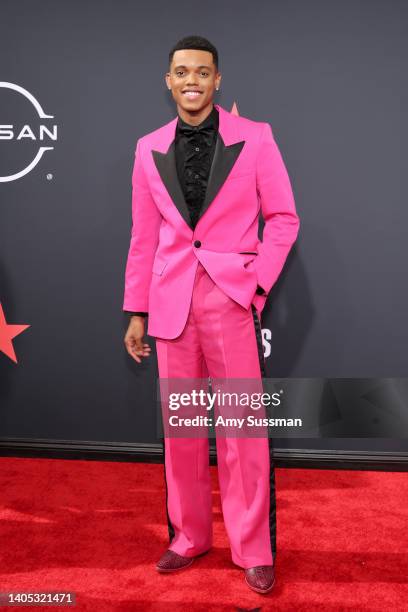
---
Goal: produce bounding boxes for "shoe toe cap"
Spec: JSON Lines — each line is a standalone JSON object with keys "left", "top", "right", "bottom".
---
{"left": 245, "top": 565, "right": 275, "bottom": 591}
{"left": 156, "top": 549, "right": 193, "bottom": 571}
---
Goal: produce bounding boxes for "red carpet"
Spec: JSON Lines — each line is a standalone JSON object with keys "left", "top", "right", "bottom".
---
{"left": 0, "top": 457, "right": 407, "bottom": 610}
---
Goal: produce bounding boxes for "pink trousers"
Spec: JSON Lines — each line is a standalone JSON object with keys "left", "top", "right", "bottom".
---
{"left": 155, "top": 261, "right": 276, "bottom": 569}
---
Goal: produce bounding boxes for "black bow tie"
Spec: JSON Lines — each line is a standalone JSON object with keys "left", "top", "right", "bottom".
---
{"left": 178, "top": 122, "right": 215, "bottom": 138}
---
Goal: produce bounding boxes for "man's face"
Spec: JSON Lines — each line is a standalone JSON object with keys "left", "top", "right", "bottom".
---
{"left": 166, "top": 49, "right": 221, "bottom": 113}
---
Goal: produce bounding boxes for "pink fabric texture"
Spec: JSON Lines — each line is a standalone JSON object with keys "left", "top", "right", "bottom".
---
{"left": 156, "top": 262, "right": 274, "bottom": 569}
{"left": 123, "top": 103, "right": 300, "bottom": 340}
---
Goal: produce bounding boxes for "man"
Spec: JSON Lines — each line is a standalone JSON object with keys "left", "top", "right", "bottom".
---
{"left": 123, "top": 35, "right": 300, "bottom": 594}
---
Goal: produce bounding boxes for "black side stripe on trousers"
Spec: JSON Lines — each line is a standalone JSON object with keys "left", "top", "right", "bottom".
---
{"left": 250, "top": 304, "right": 277, "bottom": 561}
{"left": 160, "top": 436, "right": 175, "bottom": 544}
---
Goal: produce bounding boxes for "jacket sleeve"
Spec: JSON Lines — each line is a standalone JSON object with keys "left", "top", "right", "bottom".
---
{"left": 252, "top": 122, "right": 300, "bottom": 295}
{"left": 123, "top": 138, "right": 162, "bottom": 312}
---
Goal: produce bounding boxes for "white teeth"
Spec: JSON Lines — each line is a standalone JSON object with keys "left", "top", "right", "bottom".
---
{"left": 183, "top": 91, "right": 201, "bottom": 95}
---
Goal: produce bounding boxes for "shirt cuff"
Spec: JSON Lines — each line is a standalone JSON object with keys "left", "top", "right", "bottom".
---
{"left": 125, "top": 311, "right": 148, "bottom": 317}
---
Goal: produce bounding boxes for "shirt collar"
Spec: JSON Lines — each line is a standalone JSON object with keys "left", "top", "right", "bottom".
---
{"left": 177, "top": 104, "right": 219, "bottom": 131}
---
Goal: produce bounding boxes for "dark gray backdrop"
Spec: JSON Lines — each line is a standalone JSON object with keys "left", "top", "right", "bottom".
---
{"left": 1, "top": 0, "right": 407, "bottom": 459}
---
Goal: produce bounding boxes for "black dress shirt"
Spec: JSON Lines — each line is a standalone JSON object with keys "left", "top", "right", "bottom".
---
{"left": 127, "top": 105, "right": 265, "bottom": 319}
{"left": 175, "top": 104, "right": 219, "bottom": 229}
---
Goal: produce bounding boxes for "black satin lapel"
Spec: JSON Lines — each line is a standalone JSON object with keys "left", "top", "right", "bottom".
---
{"left": 198, "top": 134, "right": 245, "bottom": 223}
{"left": 151, "top": 142, "right": 193, "bottom": 230}
{"left": 152, "top": 134, "right": 246, "bottom": 230}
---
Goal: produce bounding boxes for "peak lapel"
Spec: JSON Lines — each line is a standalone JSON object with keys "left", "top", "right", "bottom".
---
{"left": 151, "top": 138, "right": 192, "bottom": 230}
{"left": 151, "top": 104, "right": 245, "bottom": 230}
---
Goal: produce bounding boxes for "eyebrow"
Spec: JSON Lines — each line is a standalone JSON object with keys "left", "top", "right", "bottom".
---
{"left": 173, "top": 65, "right": 212, "bottom": 70}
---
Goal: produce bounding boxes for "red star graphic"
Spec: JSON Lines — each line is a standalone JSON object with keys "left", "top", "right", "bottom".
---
{"left": 0, "top": 303, "right": 30, "bottom": 363}
{"left": 231, "top": 101, "right": 239, "bottom": 115}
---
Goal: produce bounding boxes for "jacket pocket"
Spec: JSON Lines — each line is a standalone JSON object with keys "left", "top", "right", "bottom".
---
{"left": 152, "top": 258, "right": 168, "bottom": 275}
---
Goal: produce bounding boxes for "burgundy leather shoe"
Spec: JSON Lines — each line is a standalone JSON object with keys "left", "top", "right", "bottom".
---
{"left": 244, "top": 565, "right": 275, "bottom": 594}
{"left": 156, "top": 549, "right": 197, "bottom": 573}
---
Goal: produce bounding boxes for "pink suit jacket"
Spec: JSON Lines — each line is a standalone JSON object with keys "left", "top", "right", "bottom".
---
{"left": 123, "top": 103, "right": 300, "bottom": 340}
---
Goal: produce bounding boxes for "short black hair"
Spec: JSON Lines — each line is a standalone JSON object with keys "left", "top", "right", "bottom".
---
{"left": 169, "top": 35, "right": 219, "bottom": 71}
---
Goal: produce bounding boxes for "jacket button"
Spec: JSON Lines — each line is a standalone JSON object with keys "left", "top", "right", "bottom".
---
{"left": 194, "top": 240, "right": 201, "bottom": 248}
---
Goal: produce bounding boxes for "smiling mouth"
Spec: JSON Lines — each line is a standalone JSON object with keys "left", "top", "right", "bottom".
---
{"left": 182, "top": 91, "right": 203, "bottom": 98}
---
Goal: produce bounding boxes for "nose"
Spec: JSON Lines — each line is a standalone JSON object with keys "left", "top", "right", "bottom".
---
{"left": 186, "top": 76, "right": 199, "bottom": 86}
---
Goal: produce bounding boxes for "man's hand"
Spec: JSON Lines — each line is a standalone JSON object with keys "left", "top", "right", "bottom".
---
{"left": 124, "top": 316, "right": 152, "bottom": 363}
